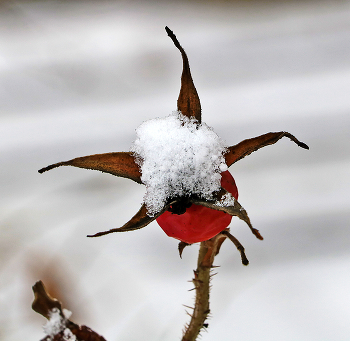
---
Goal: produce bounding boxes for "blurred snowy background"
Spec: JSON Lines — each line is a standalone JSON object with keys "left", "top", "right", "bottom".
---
{"left": 1, "top": 0, "right": 350, "bottom": 340}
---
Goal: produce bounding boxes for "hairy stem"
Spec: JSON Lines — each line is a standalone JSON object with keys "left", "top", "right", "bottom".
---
{"left": 182, "top": 234, "right": 227, "bottom": 341}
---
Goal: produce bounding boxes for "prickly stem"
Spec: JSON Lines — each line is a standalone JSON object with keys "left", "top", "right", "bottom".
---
{"left": 182, "top": 233, "right": 227, "bottom": 341}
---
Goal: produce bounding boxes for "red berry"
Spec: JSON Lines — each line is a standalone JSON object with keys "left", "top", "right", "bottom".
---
{"left": 156, "top": 170, "right": 238, "bottom": 243}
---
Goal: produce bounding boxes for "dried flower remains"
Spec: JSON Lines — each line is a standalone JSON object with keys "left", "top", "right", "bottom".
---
{"left": 39, "top": 27, "right": 308, "bottom": 263}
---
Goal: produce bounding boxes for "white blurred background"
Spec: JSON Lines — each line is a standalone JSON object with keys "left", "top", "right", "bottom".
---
{"left": 1, "top": 1, "right": 350, "bottom": 340}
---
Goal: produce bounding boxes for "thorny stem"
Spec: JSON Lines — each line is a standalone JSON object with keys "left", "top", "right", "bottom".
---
{"left": 182, "top": 233, "right": 227, "bottom": 341}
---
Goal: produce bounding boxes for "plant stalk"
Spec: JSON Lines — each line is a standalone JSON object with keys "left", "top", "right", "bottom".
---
{"left": 182, "top": 233, "right": 227, "bottom": 341}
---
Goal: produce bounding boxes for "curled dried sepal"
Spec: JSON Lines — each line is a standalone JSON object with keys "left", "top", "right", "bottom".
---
{"left": 191, "top": 189, "right": 263, "bottom": 240}
{"left": 220, "top": 230, "right": 249, "bottom": 265}
{"left": 166, "top": 26, "right": 201, "bottom": 123}
{"left": 87, "top": 201, "right": 174, "bottom": 237}
{"left": 178, "top": 229, "right": 249, "bottom": 266}
{"left": 225, "top": 131, "right": 309, "bottom": 167}
{"left": 39, "top": 152, "right": 142, "bottom": 184}
{"left": 178, "top": 241, "right": 191, "bottom": 258}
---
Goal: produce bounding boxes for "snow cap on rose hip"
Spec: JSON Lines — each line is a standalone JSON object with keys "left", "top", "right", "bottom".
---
{"left": 39, "top": 27, "right": 308, "bottom": 263}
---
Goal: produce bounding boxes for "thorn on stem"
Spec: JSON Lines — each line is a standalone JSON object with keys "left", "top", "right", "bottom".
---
{"left": 183, "top": 305, "right": 194, "bottom": 310}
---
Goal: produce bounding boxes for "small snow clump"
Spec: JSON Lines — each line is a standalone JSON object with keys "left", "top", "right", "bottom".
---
{"left": 216, "top": 192, "right": 236, "bottom": 207}
{"left": 131, "top": 112, "right": 228, "bottom": 216}
{"left": 43, "top": 308, "right": 76, "bottom": 341}
{"left": 43, "top": 308, "right": 66, "bottom": 337}
{"left": 63, "top": 328, "right": 77, "bottom": 341}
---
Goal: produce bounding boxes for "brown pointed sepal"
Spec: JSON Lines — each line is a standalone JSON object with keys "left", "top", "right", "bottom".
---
{"left": 87, "top": 202, "right": 173, "bottom": 237}
{"left": 178, "top": 241, "right": 191, "bottom": 258}
{"left": 220, "top": 230, "right": 249, "bottom": 266}
{"left": 32, "top": 280, "right": 106, "bottom": 341}
{"left": 165, "top": 26, "right": 201, "bottom": 123}
{"left": 225, "top": 131, "right": 309, "bottom": 167}
{"left": 39, "top": 152, "right": 142, "bottom": 184}
{"left": 191, "top": 189, "right": 263, "bottom": 240}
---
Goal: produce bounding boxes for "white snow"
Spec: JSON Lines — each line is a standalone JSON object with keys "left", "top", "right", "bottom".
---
{"left": 131, "top": 112, "right": 228, "bottom": 216}
{"left": 62, "top": 308, "right": 73, "bottom": 320}
{"left": 216, "top": 192, "right": 236, "bottom": 207}
{"left": 43, "top": 308, "right": 76, "bottom": 341}
{"left": 43, "top": 308, "right": 66, "bottom": 337}
{"left": 63, "top": 328, "right": 77, "bottom": 341}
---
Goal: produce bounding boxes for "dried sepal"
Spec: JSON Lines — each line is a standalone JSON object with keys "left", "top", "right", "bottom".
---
{"left": 166, "top": 26, "right": 201, "bottom": 123}
{"left": 178, "top": 241, "right": 191, "bottom": 258}
{"left": 39, "top": 152, "right": 142, "bottom": 184}
{"left": 220, "top": 230, "right": 249, "bottom": 265}
{"left": 191, "top": 189, "right": 263, "bottom": 240}
{"left": 178, "top": 229, "right": 249, "bottom": 266}
{"left": 225, "top": 131, "right": 309, "bottom": 167}
{"left": 87, "top": 202, "right": 173, "bottom": 237}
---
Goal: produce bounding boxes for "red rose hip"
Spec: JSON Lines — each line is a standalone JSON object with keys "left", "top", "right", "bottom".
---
{"left": 156, "top": 170, "right": 238, "bottom": 243}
